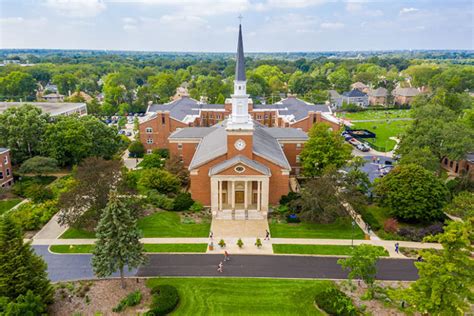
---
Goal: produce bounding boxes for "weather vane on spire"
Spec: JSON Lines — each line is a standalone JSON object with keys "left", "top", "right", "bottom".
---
{"left": 238, "top": 14, "right": 243, "bottom": 24}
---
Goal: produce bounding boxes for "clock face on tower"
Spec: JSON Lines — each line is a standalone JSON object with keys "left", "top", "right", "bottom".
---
{"left": 234, "top": 139, "right": 246, "bottom": 151}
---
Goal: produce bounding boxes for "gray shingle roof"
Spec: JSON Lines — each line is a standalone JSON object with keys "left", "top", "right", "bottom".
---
{"left": 256, "top": 97, "right": 330, "bottom": 122}
{"left": 342, "top": 89, "right": 368, "bottom": 98}
{"left": 148, "top": 97, "right": 200, "bottom": 121}
{"left": 392, "top": 87, "right": 420, "bottom": 97}
{"left": 0, "top": 102, "right": 86, "bottom": 116}
{"left": 0, "top": 148, "right": 9, "bottom": 154}
{"left": 368, "top": 87, "right": 388, "bottom": 97}
{"left": 263, "top": 128, "right": 308, "bottom": 140}
{"left": 235, "top": 24, "right": 246, "bottom": 81}
{"left": 169, "top": 127, "right": 218, "bottom": 139}
{"left": 466, "top": 152, "right": 474, "bottom": 163}
{"left": 186, "top": 120, "right": 291, "bottom": 171}
{"left": 208, "top": 155, "right": 271, "bottom": 176}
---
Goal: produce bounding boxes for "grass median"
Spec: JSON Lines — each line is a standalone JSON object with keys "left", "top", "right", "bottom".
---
{"left": 269, "top": 218, "right": 365, "bottom": 239}
{"left": 49, "top": 243, "right": 208, "bottom": 254}
{"left": 273, "top": 244, "right": 388, "bottom": 256}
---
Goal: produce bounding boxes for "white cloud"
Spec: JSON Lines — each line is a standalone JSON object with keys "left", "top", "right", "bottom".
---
{"left": 263, "top": 0, "right": 327, "bottom": 8}
{"left": 44, "top": 0, "right": 106, "bottom": 18}
{"left": 0, "top": 17, "right": 47, "bottom": 27}
{"left": 320, "top": 22, "right": 344, "bottom": 30}
{"left": 400, "top": 7, "right": 419, "bottom": 15}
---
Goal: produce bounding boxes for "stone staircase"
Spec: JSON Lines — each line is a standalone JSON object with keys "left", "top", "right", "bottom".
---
{"left": 215, "top": 209, "right": 265, "bottom": 220}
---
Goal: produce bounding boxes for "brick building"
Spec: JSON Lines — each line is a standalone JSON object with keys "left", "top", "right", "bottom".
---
{"left": 138, "top": 24, "right": 341, "bottom": 217}
{"left": 0, "top": 148, "right": 13, "bottom": 187}
{"left": 442, "top": 153, "right": 474, "bottom": 180}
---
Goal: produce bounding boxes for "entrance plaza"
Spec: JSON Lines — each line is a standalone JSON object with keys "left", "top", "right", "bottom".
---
{"left": 211, "top": 178, "right": 269, "bottom": 219}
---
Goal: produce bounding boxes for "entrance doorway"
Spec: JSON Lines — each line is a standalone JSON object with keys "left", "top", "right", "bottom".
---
{"left": 235, "top": 191, "right": 245, "bottom": 204}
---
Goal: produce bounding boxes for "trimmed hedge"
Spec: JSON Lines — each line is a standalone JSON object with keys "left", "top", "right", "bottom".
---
{"left": 112, "top": 290, "right": 142, "bottom": 313}
{"left": 147, "top": 285, "right": 179, "bottom": 316}
{"left": 314, "top": 288, "right": 358, "bottom": 316}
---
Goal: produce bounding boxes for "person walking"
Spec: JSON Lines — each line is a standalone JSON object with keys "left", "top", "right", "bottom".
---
{"left": 209, "top": 231, "right": 213, "bottom": 239}
{"left": 395, "top": 242, "right": 399, "bottom": 254}
{"left": 264, "top": 229, "right": 270, "bottom": 241}
{"left": 217, "top": 261, "right": 223, "bottom": 273}
{"left": 224, "top": 251, "right": 230, "bottom": 261}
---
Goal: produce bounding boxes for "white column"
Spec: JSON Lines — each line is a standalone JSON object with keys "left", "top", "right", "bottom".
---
{"left": 257, "top": 180, "right": 261, "bottom": 211}
{"left": 231, "top": 181, "right": 235, "bottom": 210}
{"left": 261, "top": 178, "right": 269, "bottom": 213}
{"left": 211, "top": 178, "right": 219, "bottom": 215}
{"left": 244, "top": 180, "right": 248, "bottom": 210}
{"left": 219, "top": 180, "right": 223, "bottom": 211}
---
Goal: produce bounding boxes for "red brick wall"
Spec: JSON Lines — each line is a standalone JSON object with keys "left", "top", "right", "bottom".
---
{"left": 226, "top": 134, "right": 253, "bottom": 160}
{"left": 253, "top": 155, "right": 290, "bottom": 205}
{"left": 441, "top": 157, "right": 474, "bottom": 180}
{"left": 189, "top": 154, "right": 227, "bottom": 206}
{"left": 290, "top": 112, "right": 340, "bottom": 132}
{"left": 281, "top": 143, "right": 304, "bottom": 172}
{"left": 169, "top": 142, "right": 199, "bottom": 168}
{"left": 139, "top": 113, "right": 187, "bottom": 152}
{"left": 0, "top": 151, "right": 13, "bottom": 187}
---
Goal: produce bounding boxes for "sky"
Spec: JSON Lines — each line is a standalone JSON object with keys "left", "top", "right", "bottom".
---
{"left": 0, "top": 0, "right": 473, "bottom": 52}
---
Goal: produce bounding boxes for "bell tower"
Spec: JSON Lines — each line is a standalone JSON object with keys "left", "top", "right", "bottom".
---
{"left": 226, "top": 23, "right": 253, "bottom": 131}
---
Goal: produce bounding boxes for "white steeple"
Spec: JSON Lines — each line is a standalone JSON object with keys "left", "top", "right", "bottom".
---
{"left": 227, "top": 23, "right": 253, "bottom": 131}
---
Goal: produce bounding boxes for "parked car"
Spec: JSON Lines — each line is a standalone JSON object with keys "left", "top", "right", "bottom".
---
{"left": 348, "top": 138, "right": 359, "bottom": 146}
{"left": 126, "top": 131, "right": 132, "bottom": 136}
{"left": 118, "top": 130, "right": 125, "bottom": 135}
{"left": 356, "top": 143, "right": 370, "bottom": 152}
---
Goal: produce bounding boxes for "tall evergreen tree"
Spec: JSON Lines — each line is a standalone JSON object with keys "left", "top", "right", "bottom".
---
{"left": 92, "top": 191, "right": 147, "bottom": 288}
{"left": 0, "top": 215, "right": 53, "bottom": 304}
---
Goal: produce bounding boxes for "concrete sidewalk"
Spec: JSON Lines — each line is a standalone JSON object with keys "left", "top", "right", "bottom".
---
{"left": 30, "top": 236, "right": 442, "bottom": 258}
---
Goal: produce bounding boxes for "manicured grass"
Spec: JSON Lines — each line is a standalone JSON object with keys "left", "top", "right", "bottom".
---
{"left": 0, "top": 198, "right": 22, "bottom": 215}
{"left": 269, "top": 218, "right": 365, "bottom": 239}
{"left": 49, "top": 243, "right": 207, "bottom": 254}
{"left": 273, "top": 244, "right": 388, "bottom": 256}
{"left": 60, "top": 211, "right": 211, "bottom": 239}
{"left": 352, "top": 120, "right": 411, "bottom": 151}
{"left": 137, "top": 211, "right": 210, "bottom": 238}
{"left": 338, "top": 109, "right": 412, "bottom": 121}
{"left": 146, "top": 277, "right": 333, "bottom": 315}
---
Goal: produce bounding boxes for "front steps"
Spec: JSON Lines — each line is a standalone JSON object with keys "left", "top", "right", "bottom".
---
{"left": 215, "top": 209, "right": 265, "bottom": 220}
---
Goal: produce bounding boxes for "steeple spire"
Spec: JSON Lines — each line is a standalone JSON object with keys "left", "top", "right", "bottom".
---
{"left": 235, "top": 23, "right": 246, "bottom": 81}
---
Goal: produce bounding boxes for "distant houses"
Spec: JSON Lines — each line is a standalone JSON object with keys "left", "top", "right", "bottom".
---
{"left": 42, "top": 93, "right": 65, "bottom": 103}
{"left": 367, "top": 87, "right": 388, "bottom": 106}
{"left": 330, "top": 89, "right": 369, "bottom": 108}
{"left": 392, "top": 87, "right": 420, "bottom": 105}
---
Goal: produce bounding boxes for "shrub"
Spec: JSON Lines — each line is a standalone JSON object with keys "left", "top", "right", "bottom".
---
{"left": 147, "top": 285, "right": 179, "bottom": 316}
{"left": 140, "top": 154, "right": 165, "bottom": 169}
{"left": 173, "top": 193, "right": 194, "bottom": 212}
{"left": 138, "top": 169, "right": 180, "bottom": 195}
{"left": 25, "top": 184, "right": 54, "bottom": 203}
{"left": 275, "top": 204, "right": 289, "bottom": 214}
{"left": 255, "top": 238, "right": 262, "bottom": 248}
{"left": 383, "top": 218, "right": 399, "bottom": 234}
{"left": 113, "top": 290, "right": 142, "bottom": 313}
{"left": 11, "top": 200, "right": 58, "bottom": 231}
{"left": 128, "top": 141, "right": 145, "bottom": 158}
{"left": 279, "top": 192, "right": 300, "bottom": 206}
{"left": 359, "top": 211, "right": 381, "bottom": 231}
{"left": 314, "top": 287, "right": 358, "bottom": 316}
{"left": 153, "top": 148, "right": 169, "bottom": 159}
{"left": 147, "top": 191, "right": 174, "bottom": 211}
{"left": 189, "top": 201, "right": 203, "bottom": 213}
{"left": 218, "top": 239, "right": 226, "bottom": 248}
{"left": 237, "top": 238, "right": 244, "bottom": 248}
{"left": 398, "top": 223, "right": 444, "bottom": 242}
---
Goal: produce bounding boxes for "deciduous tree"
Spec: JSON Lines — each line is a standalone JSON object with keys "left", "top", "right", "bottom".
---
{"left": 374, "top": 164, "right": 448, "bottom": 223}
{"left": 300, "top": 123, "right": 352, "bottom": 177}
{"left": 19, "top": 156, "right": 59, "bottom": 176}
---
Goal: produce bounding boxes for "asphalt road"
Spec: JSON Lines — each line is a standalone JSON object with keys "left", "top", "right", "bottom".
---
{"left": 34, "top": 246, "right": 418, "bottom": 282}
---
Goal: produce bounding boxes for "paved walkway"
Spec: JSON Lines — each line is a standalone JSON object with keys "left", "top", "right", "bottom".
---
{"left": 33, "top": 213, "right": 68, "bottom": 240}
{"left": 32, "top": 245, "right": 419, "bottom": 282}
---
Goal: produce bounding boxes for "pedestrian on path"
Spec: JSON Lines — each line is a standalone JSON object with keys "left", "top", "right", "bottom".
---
{"left": 217, "top": 261, "right": 223, "bottom": 273}
{"left": 372, "top": 156, "right": 376, "bottom": 163}
{"left": 377, "top": 157, "right": 381, "bottom": 164}
{"left": 264, "top": 229, "right": 270, "bottom": 240}
{"left": 224, "top": 251, "right": 230, "bottom": 261}
{"left": 209, "top": 231, "right": 213, "bottom": 239}
{"left": 395, "top": 242, "right": 399, "bottom": 254}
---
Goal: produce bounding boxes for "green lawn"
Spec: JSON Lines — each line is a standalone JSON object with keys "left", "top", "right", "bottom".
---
{"left": 49, "top": 243, "right": 207, "bottom": 254}
{"left": 273, "top": 244, "right": 388, "bottom": 256}
{"left": 0, "top": 199, "right": 22, "bottom": 215}
{"left": 352, "top": 120, "right": 411, "bottom": 151}
{"left": 60, "top": 211, "right": 211, "bottom": 239}
{"left": 146, "top": 277, "right": 333, "bottom": 315}
{"left": 338, "top": 109, "right": 412, "bottom": 121}
{"left": 269, "top": 218, "right": 365, "bottom": 239}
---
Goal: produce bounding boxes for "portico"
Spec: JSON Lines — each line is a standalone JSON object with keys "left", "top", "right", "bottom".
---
{"left": 211, "top": 177, "right": 269, "bottom": 215}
